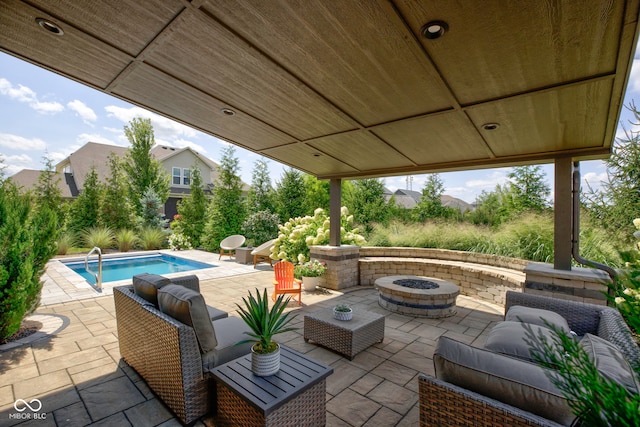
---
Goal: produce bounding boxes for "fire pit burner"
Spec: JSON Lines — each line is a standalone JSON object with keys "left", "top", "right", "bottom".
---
{"left": 374, "top": 275, "right": 460, "bottom": 318}
{"left": 393, "top": 279, "right": 439, "bottom": 290}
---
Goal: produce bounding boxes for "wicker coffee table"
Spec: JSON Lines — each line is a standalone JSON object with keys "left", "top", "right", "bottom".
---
{"left": 304, "top": 309, "right": 385, "bottom": 360}
{"left": 210, "top": 345, "right": 332, "bottom": 427}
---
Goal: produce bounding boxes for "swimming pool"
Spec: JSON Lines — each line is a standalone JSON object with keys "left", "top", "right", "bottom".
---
{"left": 63, "top": 253, "right": 215, "bottom": 285}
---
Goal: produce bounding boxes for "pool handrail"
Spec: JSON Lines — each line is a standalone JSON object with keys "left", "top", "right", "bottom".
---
{"left": 85, "top": 246, "right": 103, "bottom": 290}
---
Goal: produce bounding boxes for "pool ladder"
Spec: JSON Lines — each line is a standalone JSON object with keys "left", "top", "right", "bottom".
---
{"left": 85, "top": 247, "right": 103, "bottom": 290}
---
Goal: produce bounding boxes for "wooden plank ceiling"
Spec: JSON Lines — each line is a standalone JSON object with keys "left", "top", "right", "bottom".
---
{"left": 1, "top": 0, "right": 638, "bottom": 179}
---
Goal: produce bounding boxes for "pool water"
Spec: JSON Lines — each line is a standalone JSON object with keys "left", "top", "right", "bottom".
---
{"left": 63, "top": 253, "right": 215, "bottom": 285}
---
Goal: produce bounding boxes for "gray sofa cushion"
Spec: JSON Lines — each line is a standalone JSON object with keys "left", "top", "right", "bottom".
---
{"left": 157, "top": 284, "right": 217, "bottom": 353}
{"left": 580, "top": 333, "right": 640, "bottom": 395}
{"left": 434, "top": 336, "right": 575, "bottom": 426}
{"left": 207, "top": 306, "right": 228, "bottom": 322}
{"left": 201, "top": 317, "right": 253, "bottom": 370}
{"left": 132, "top": 273, "right": 171, "bottom": 306}
{"left": 505, "top": 305, "right": 571, "bottom": 333}
{"left": 484, "top": 321, "right": 558, "bottom": 362}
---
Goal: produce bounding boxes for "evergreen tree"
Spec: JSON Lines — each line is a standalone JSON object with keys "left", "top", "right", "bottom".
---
{"left": 177, "top": 165, "right": 207, "bottom": 247}
{"left": 139, "top": 186, "right": 167, "bottom": 229}
{"left": 101, "top": 154, "right": 136, "bottom": 230}
{"left": 123, "top": 118, "right": 169, "bottom": 214}
{"left": 303, "top": 174, "right": 330, "bottom": 215}
{"left": 584, "top": 106, "right": 640, "bottom": 238}
{"left": 506, "top": 165, "right": 550, "bottom": 213}
{"left": 68, "top": 166, "right": 103, "bottom": 231}
{"left": 202, "top": 146, "right": 245, "bottom": 251}
{"left": 413, "top": 174, "right": 449, "bottom": 221}
{"left": 344, "top": 178, "right": 390, "bottom": 231}
{"left": 246, "top": 158, "right": 275, "bottom": 214}
{"left": 275, "top": 168, "right": 306, "bottom": 222}
{"left": 34, "top": 153, "right": 62, "bottom": 212}
{"left": 0, "top": 180, "right": 58, "bottom": 340}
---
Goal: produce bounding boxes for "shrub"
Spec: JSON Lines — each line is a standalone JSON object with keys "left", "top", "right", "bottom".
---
{"left": 0, "top": 183, "right": 58, "bottom": 340}
{"left": 56, "top": 230, "right": 77, "bottom": 255}
{"left": 81, "top": 226, "right": 115, "bottom": 250}
{"left": 168, "top": 232, "right": 193, "bottom": 251}
{"left": 242, "top": 209, "right": 280, "bottom": 247}
{"left": 115, "top": 229, "right": 139, "bottom": 252}
{"left": 271, "top": 207, "right": 365, "bottom": 263}
{"left": 139, "top": 226, "right": 167, "bottom": 250}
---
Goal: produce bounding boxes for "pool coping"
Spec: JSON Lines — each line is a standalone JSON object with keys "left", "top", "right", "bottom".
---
{"left": 41, "top": 249, "right": 264, "bottom": 306}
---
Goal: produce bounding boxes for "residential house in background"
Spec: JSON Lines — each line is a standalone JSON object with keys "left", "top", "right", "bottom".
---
{"left": 383, "top": 187, "right": 473, "bottom": 212}
{"left": 10, "top": 141, "right": 235, "bottom": 220}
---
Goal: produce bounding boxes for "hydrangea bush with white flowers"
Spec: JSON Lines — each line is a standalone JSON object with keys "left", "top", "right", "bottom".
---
{"left": 270, "top": 207, "right": 366, "bottom": 263}
{"left": 611, "top": 218, "right": 640, "bottom": 334}
{"left": 168, "top": 232, "right": 193, "bottom": 251}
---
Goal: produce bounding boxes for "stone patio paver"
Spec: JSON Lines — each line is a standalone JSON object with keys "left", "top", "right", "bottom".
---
{"left": 0, "top": 250, "right": 506, "bottom": 426}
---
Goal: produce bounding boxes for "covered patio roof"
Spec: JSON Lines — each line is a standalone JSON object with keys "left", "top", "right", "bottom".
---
{"left": 2, "top": 0, "right": 639, "bottom": 180}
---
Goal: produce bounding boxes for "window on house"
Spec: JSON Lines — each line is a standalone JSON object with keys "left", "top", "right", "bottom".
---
{"left": 172, "top": 167, "right": 181, "bottom": 185}
{"left": 183, "top": 168, "right": 191, "bottom": 186}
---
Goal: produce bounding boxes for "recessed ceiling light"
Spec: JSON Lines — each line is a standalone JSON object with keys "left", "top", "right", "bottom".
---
{"left": 35, "top": 18, "right": 64, "bottom": 36}
{"left": 420, "top": 21, "right": 448, "bottom": 39}
{"left": 482, "top": 123, "right": 500, "bottom": 131}
{"left": 220, "top": 108, "right": 236, "bottom": 116}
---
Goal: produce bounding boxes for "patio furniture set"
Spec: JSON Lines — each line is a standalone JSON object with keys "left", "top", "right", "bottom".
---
{"left": 114, "top": 271, "right": 639, "bottom": 426}
{"left": 114, "top": 272, "right": 384, "bottom": 425}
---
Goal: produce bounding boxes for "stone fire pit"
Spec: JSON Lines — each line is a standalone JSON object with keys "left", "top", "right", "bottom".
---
{"left": 374, "top": 275, "right": 460, "bottom": 318}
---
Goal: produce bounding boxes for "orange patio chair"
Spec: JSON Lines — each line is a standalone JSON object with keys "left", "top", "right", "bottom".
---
{"left": 272, "top": 261, "right": 302, "bottom": 306}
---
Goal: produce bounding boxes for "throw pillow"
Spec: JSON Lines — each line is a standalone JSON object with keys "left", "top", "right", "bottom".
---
{"left": 506, "top": 305, "right": 571, "bottom": 333}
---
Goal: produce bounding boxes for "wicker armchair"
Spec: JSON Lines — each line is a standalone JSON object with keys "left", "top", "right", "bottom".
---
{"left": 419, "top": 291, "right": 640, "bottom": 427}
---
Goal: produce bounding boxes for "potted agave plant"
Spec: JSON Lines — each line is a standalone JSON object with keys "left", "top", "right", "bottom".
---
{"left": 236, "top": 288, "right": 297, "bottom": 376}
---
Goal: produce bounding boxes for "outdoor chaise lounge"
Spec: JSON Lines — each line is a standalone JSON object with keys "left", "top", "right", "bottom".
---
{"left": 114, "top": 273, "right": 252, "bottom": 424}
{"left": 419, "top": 291, "right": 640, "bottom": 426}
{"left": 251, "top": 238, "right": 276, "bottom": 268}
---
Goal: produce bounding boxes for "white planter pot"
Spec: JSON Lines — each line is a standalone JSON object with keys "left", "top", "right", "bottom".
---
{"left": 251, "top": 343, "right": 280, "bottom": 377}
{"left": 333, "top": 307, "right": 353, "bottom": 321}
{"left": 302, "top": 276, "right": 319, "bottom": 292}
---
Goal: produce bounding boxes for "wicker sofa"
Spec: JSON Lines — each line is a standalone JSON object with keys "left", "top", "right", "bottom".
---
{"left": 114, "top": 274, "right": 252, "bottom": 424}
{"left": 419, "top": 291, "right": 640, "bottom": 427}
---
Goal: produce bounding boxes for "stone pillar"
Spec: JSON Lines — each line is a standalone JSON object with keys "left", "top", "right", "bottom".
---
{"left": 310, "top": 245, "right": 360, "bottom": 290}
{"left": 524, "top": 262, "right": 611, "bottom": 305}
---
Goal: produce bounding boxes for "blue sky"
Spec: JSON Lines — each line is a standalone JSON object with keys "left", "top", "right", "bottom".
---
{"left": 1, "top": 46, "right": 639, "bottom": 204}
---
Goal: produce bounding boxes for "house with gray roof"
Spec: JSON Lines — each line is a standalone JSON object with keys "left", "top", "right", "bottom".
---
{"left": 11, "top": 141, "right": 238, "bottom": 221}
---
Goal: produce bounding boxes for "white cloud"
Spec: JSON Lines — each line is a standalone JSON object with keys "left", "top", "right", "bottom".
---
{"left": 31, "top": 101, "right": 65, "bottom": 114}
{"left": 582, "top": 171, "right": 608, "bottom": 192}
{"left": 465, "top": 169, "right": 510, "bottom": 190}
{"left": 0, "top": 78, "right": 64, "bottom": 114}
{"left": 0, "top": 133, "right": 47, "bottom": 150}
{"left": 3, "top": 153, "right": 33, "bottom": 174}
{"left": 67, "top": 99, "right": 97, "bottom": 124}
{"left": 105, "top": 105, "right": 197, "bottom": 141}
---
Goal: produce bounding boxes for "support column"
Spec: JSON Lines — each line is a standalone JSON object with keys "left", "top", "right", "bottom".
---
{"left": 554, "top": 157, "right": 573, "bottom": 270}
{"left": 329, "top": 178, "right": 341, "bottom": 246}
